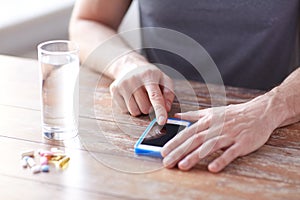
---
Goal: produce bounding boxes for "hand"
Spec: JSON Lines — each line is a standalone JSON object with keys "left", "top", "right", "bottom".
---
{"left": 161, "top": 94, "right": 282, "bottom": 172}
{"left": 109, "top": 53, "right": 174, "bottom": 125}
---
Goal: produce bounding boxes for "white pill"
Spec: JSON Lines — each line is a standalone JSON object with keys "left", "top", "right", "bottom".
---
{"left": 27, "top": 157, "right": 36, "bottom": 168}
{"left": 20, "top": 159, "right": 28, "bottom": 168}
{"left": 31, "top": 165, "right": 41, "bottom": 174}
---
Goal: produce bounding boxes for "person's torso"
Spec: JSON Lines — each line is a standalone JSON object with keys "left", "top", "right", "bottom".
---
{"left": 138, "top": 0, "right": 300, "bottom": 90}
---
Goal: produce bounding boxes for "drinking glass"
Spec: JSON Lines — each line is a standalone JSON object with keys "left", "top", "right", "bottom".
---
{"left": 38, "top": 40, "right": 79, "bottom": 140}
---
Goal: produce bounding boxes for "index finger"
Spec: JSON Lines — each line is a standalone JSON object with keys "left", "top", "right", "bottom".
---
{"left": 145, "top": 83, "right": 167, "bottom": 125}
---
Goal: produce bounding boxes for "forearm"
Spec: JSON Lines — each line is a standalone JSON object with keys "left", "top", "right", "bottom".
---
{"left": 69, "top": 6, "right": 147, "bottom": 79}
{"left": 276, "top": 67, "right": 300, "bottom": 126}
{"left": 264, "top": 67, "right": 300, "bottom": 127}
{"left": 70, "top": 18, "right": 145, "bottom": 79}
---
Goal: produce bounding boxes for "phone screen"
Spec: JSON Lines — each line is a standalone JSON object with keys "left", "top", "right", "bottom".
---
{"left": 141, "top": 123, "right": 186, "bottom": 147}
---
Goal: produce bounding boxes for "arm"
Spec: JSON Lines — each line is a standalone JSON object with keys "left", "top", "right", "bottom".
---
{"left": 161, "top": 67, "right": 300, "bottom": 172}
{"left": 69, "top": 0, "right": 133, "bottom": 78}
{"left": 69, "top": 0, "right": 174, "bottom": 124}
{"left": 274, "top": 67, "right": 300, "bottom": 127}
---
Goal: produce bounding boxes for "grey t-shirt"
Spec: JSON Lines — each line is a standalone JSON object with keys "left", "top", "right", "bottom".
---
{"left": 138, "top": 0, "right": 299, "bottom": 90}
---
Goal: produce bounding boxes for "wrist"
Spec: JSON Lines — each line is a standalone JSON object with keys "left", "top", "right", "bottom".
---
{"left": 244, "top": 88, "right": 286, "bottom": 131}
{"left": 107, "top": 52, "right": 149, "bottom": 80}
{"left": 255, "top": 88, "right": 288, "bottom": 129}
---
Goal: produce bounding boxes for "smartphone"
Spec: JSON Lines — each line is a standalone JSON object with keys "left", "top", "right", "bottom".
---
{"left": 134, "top": 118, "right": 191, "bottom": 157}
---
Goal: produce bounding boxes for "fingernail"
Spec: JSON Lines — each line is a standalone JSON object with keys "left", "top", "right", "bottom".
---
{"left": 158, "top": 116, "right": 166, "bottom": 125}
{"left": 208, "top": 163, "right": 218, "bottom": 172}
{"left": 160, "top": 149, "right": 166, "bottom": 157}
{"left": 179, "top": 159, "right": 189, "bottom": 168}
{"left": 161, "top": 148, "right": 170, "bottom": 157}
{"left": 174, "top": 113, "right": 181, "bottom": 117}
{"left": 163, "top": 157, "right": 172, "bottom": 166}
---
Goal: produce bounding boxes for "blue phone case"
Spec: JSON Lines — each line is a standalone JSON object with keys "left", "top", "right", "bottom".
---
{"left": 134, "top": 118, "right": 191, "bottom": 158}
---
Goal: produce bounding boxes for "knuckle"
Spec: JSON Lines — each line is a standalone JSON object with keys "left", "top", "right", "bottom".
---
{"left": 140, "top": 69, "right": 152, "bottom": 80}
{"left": 228, "top": 146, "right": 240, "bottom": 158}
{"left": 109, "top": 84, "right": 116, "bottom": 94}
{"left": 202, "top": 118, "right": 211, "bottom": 128}
{"left": 217, "top": 156, "right": 228, "bottom": 167}
{"left": 163, "top": 88, "right": 174, "bottom": 97}
{"left": 120, "top": 78, "right": 131, "bottom": 88}
{"left": 149, "top": 90, "right": 163, "bottom": 101}
{"left": 153, "top": 105, "right": 166, "bottom": 116}
{"left": 125, "top": 92, "right": 136, "bottom": 103}
{"left": 140, "top": 105, "right": 151, "bottom": 114}
{"left": 193, "top": 133, "right": 204, "bottom": 143}
{"left": 142, "top": 69, "right": 161, "bottom": 82}
{"left": 175, "top": 148, "right": 187, "bottom": 158}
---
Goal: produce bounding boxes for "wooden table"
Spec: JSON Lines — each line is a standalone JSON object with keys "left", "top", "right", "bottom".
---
{"left": 0, "top": 55, "right": 299, "bottom": 200}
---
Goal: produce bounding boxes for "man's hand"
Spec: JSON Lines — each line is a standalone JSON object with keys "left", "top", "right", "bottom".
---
{"left": 109, "top": 54, "right": 174, "bottom": 125}
{"left": 161, "top": 93, "right": 284, "bottom": 172}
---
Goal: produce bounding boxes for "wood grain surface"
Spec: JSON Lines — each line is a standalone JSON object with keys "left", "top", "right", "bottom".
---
{"left": 0, "top": 55, "right": 299, "bottom": 200}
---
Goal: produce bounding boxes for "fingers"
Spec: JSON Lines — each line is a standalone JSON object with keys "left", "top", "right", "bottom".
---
{"left": 162, "top": 127, "right": 229, "bottom": 169}
{"left": 208, "top": 143, "right": 241, "bottom": 173}
{"left": 161, "top": 117, "right": 210, "bottom": 157}
{"left": 133, "top": 87, "right": 152, "bottom": 114}
{"left": 111, "top": 78, "right": 168, "bottom": 119}
{"left": 145, "top": 83, "right": 167, "bottom": 125}
{"left": 178, "top": 136, "right": 234, "bottom": 171}
{"left": 162, "top": 134, "right": 248, "bottom": 173}
{"left": 111, "top": 91, "right": 127, "bottom": 113}
{"left": 109, "top": 63, "right": 173, "bottom": 121}
{"left": 110, "top": 83, "right": 127, "bottom": 113}
{"left": 174, "top": 109, "right": 209, "bottom": 122}
{"left": 162, "top": 131, "right": 207, "bottom": 168}
{"left": 110, "top": 80, "right": 141, "bottom": 116}
{"left": 160, "top": 74, "right": 174, "bottom": 112}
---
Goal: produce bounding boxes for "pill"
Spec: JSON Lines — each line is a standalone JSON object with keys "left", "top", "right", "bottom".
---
{"left": 31, "top": 165, "right": 41, "bottom": 174}
{"left": 27, "top": 157, "right": 36, "bottom": 168}
{"left": 39, "top": 150, "right": 54, "bottom": 157}
{"left": 53, "top": 153, "right": 66, "bottom": 157}
{"left": 40, "top": 156, "right": 48, "bottom": 165}
{"left": 21, "top": 150, "right": 35, "bottom": 158}
{"left": 51, "top": 155, "right": 65, "bottom": 161}
{"left": 20, "top": 159, "right": 28, "bottom": 168}
{"left": 23, "top": 156, "right": 30, "bottom": 162}
{"left": 41, "top": 165, "right": 50, "bottom": 172}
{"left": 58, "top": 156, "right": 70, "bottom": 168}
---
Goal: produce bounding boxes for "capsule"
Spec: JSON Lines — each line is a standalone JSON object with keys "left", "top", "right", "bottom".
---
{"left": 21, "top": 156, "right": 30, "bottom": 168}
{"left": 58, "top": 156, "right": 70, "bottom": 168}
{"left": 50, "top": 155, "right": 65, "bottom": 162}
{"left": 20, "top": 158, "right": 28, "bottom": 168}
{"left": 31, "top": 165, "right": 41, "bottom": 174}
{"left": 21, "top": 150, "right": 35, "bottom": 158}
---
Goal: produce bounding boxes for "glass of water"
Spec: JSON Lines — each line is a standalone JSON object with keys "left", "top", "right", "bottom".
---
{"left": 38, "top": 40, "right": 79, "bottom": 140}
